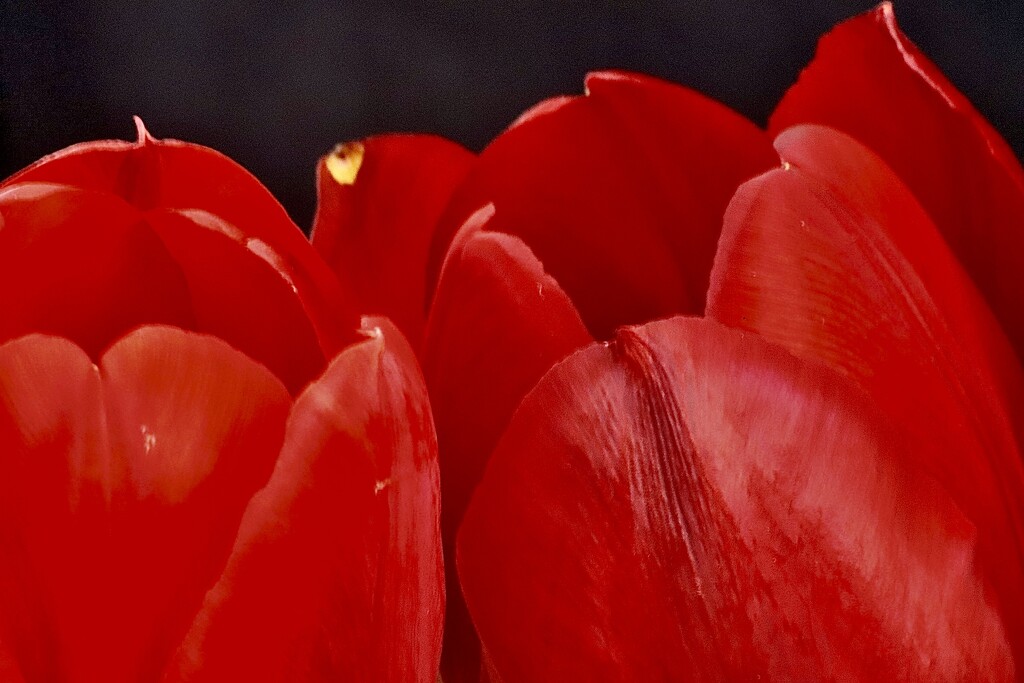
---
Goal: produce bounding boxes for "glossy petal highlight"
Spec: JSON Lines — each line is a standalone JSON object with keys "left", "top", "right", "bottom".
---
{"left": 707, "top": 125, "right": 1024, "bottom": 664}
{"left": 770, "top": 3, "right": 1024, "bottom": 358}
{"left": 459, "top": 317, "right": 1013, "bottom": 681}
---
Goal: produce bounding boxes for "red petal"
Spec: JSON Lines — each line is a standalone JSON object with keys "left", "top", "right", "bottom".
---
{"left": 770, "top": 3, "right": 1024, "bottom": 358}
{"left": 4, "top": 118, "right": 312, "bottom": 260}
{"left": 458, "top": 317, "right": 1014, "bottom": 681}
{"left": 2, "top": 122, "right": 361, "bottom": 357}
{"left": 426, "top": 71, "right": 775, "bottom": 339}
{"left": 0, "top": 639, "right": 25, "bottom": 683}
{"left": 0, "top": 327, "right": 290, "bottom": 682}
{"left": 0, "top": 183, "right": 194, "bottom": 355}
{"left": 706, "top": 125, "right": 1024, "bottom": 664}
{"left": 0, "top": 181, "right": 339, "bottom": 392}
{"left": 144, "top": 209, "right": 327, "bottom": 393}
{"left": 423, "top": 213, "right": 592, "bottom": 682}
{"left": 166, "top": 318, "right": 443, "bottom": 683}
{"left": 312, "top": 134, "right": 475, "bottom": 347}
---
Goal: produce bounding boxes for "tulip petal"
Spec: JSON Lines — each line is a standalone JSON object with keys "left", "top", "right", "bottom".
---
{"left": 423, "top": 210, "right": 592, "bottom": 682}
{"left": 166, "top": 318, "right": 442, "bottom": 683}
{"left": 0, "top": 183, "right": 194, "bottom": 356}
{"left": 458, "top": 317, "right": 1014, "bottom": 681}
{"left": 312, "top": 134, "right": 475, "bottom": 347}
{"left": 2, "top": 121, "right": 361, "bottom": 356}
{"left": 144, "top": 209, "right": 327, "bottom": 393}
{"left": 770, "top": 3, "right": 1024, "bottom": 358}
{"left": 0, "top": 640, "right": 25, "bottom": 683}
{"left": 4, "top": 117, "right": 311, "bottom": 259}
{"left": 426, "top": 71, "right": 775, "bottom": 339}
{"left": 0, "top": 327, "right": 290, "bottom": 682}
{"left": 706, "top": 125, "right": 1024, "bottom": 665}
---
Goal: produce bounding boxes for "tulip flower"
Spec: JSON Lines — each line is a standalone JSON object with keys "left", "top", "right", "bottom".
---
{"left": 0, "top": 120, "right": 444, "bottom": 682}
{"left": 313, "top": 3, "right": 1024, "bottom": 681}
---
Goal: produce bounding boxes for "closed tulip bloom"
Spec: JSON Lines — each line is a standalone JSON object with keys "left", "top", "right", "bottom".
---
{"left": 0, "top": 119, "right": 444, "bottom": 682}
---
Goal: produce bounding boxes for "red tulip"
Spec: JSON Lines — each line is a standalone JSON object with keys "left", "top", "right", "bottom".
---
{"left": 314, "top": 3, "right": 1024, "bottom": 681}
{"left": 0, "top": 120, "right": 444, "bottom": 682}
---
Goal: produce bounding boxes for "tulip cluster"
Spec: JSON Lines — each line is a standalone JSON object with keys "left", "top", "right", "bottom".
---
{"left": 2, "top": 4, "right": 1023, "bottom": 681}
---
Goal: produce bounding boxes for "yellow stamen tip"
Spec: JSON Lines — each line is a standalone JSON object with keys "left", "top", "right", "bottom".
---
{"left": 326, "top": 141, "right": 365, "bottom": 185}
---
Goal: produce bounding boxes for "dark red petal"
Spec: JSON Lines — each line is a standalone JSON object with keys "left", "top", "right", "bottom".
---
{"left": 0, "top": 183, "right": 194, "bottom": 355}
{"left": 312, "top": 134, "right": 475, "bottom": 347}
{"left": 144, "top": 209, "right": 327, "bottom": 393}
{"left": 706, "top": 125, "right": 1024, "bottom": 665}
{"left": 458, "top": 316, "right": 1014, "bottom": 681}
{"left": 770, "top": 3, "right": 1024, "bottom": 358}
{"left": 3, "top": 121, "right": 361, "bottom": 356}
{"left": 426, "top": 71, "right": 776, "bottom": 339}
{"left": 0, "top": 328, "right": 290, "bottom": 682}
{"left": 423, "top": 213, "right": 592, "bottom": 683}
{"left": 166, "top": 318, "right": 442, "bottom": 683}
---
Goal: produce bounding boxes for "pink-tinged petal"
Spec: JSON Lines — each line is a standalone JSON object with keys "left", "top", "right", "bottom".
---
{"left": 2, "top": 120, "right": 361, "bottom": 357}
{"left": 770, "top": 3, "right": 1024, "bottom": 358}
{"left": 426, "top": 71, "right": 776, "bottom": 339}
{"left": 166, "top": 317, "right": 442, "bottom": 683}
{"left": 144, "top": 209, "right": 327, "bottom": 393}
{"left": 423, "top": 211, "right": 592, "bottom": 683}
{"left": 312, "top": 134, "right": 475, "bottom": 347}
{"left": 459, "top": 316, "right": 1014, "bottom": 682}
{"left": 0, "top": 328, "right": 290, "bottom": 682}
{"left": 707, "top": 124, "right": 1024, "bottom": 665}
{"left": 0, "top": 183, "right": 194, "bottom": 355}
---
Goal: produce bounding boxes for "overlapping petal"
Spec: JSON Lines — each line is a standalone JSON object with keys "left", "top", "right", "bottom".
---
{"left": 707, "top": 124, "right": 1024, "bottom": 664}
{"left": 770, "top": 2, "right": 1024, "bottom": 358}
{"left": 0, "top": 317, "right": 443, "bottom": 681}
{"left": 423, "top": 207, "right": 592, "bottom": 680}
{"left": 426, "top": 70, "right": 776, "bottom": 339}
{"left": 4, "top": 118, "right": 325, "bottom": 276}
{"left": 143, "top": 210, "right": 327, "bottom": 393}
{"left": 0, "top": 328, "right": 291, "bottom": 682}
{"left": 1, "top": 112, "right": 451, "bottom": 683}
{"left": 459, "top": 316, "right": 1013, "bottom": 682}
{"left": 0, "top": 183, "right": 195, "bottom": 357}
{"left": 3, "top": 3, "right": 1023, "bottom": 679}
{"left": 165, "top": 318, "right": 443, "bottom": 683}
{"left": 0, "top": 121, "right": 360, "bottom": 390}
{"left": 312, "top": 134, "right": 475, "bottom": 347}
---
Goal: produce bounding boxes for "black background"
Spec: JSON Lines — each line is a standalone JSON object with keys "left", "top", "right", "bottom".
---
{"left": 2, "top": 1, "right": 1022, "bottom": 229}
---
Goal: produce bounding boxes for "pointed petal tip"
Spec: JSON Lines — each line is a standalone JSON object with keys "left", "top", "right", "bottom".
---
{"left": 132, "top": 116, "right": 154, "bottom": 146}
{"left": 768, "top": 0, "right": 1024, "bottom": 360}
{"left": 583, "top": 69, "right": 644, "bottom": 90}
